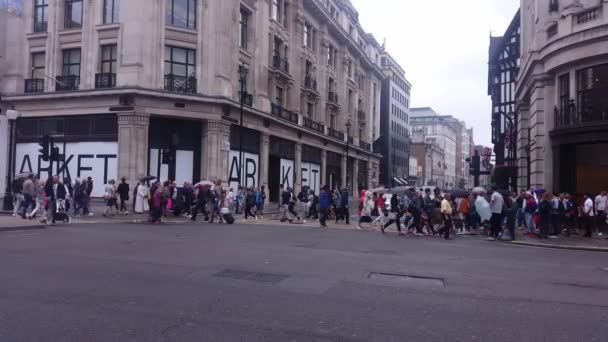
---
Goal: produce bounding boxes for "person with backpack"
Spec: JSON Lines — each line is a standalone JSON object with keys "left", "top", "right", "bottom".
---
{"left": 243, "top": 187, "right": 257, "bottom": 220}
{"left": 550, "top": 192, "right": 565, "bottom": 238}
{"left": 280, "top": 186, "right": 293, "bottom": 223}
{"left": 382, "top": 194, "right": 403, "bottom": 235}
{"left": 524, "top": 192, "right": 538, "bottom": 236}
{"left": 255, "top": 187, "right": 266, "bottom": 218}
{"left": 318, "top": 186, "right": 330, "bottom": 227}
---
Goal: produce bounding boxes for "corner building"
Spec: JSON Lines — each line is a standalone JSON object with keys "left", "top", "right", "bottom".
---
{"left": 516, "top": 0, "right": 608, "bottom": 194}
{"left": 0, "top": 0, "right": 383, "bottom": 198}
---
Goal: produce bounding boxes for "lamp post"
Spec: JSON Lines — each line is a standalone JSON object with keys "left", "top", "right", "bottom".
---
{"left": 3, "top": 110, "right": 20, "bottom": 210}
{"left": 238, "top": 65, "right": 249, "bottom": 188}
{"left": 345, "top": 119, "right": 351, "bottom": 191}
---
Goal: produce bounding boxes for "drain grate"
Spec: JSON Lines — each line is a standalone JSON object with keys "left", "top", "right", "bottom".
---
{"left": 368, "top": 272, "right": 445, "bottom": 288}
{"left": 214, "top": 269, "right": 288, "bottom": 284}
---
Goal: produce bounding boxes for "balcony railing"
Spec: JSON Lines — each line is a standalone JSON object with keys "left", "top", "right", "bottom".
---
{"left": 555, "top": 105, "right": 608, "bottom": 129}
{"left": 328, "top": 127, "right": 345, "bottom": 141}
{"left": 357, "top": 110, "right": 366, "bottom": 123}
{"left": 303, "top": 117, "right": 325, "bottom": 134}
{"left": 272, "top": 55, "right": 290, "bottom": 74}
{"left": 271, "top": 103, "right": 299, "bottom": 124}
{"left": 327, "top": 91, "right": 338, "bottom": 104}
{"left": 164, "top": 74, "right": 197, "bottom": 94}
{"left": 55, "top": 75, "right": 80, "bottom": 91}
{"left": 359, "top": 140, "right": 371, "bottom": 151}
{"left": 576, "top": 6, "right": 601, "bottom": 24}
{"left": 304, "top": 76, "right": 317, "bottom": 91}
{"left": 24, "top": 79, "right": 44, "bottom": 93}
{"left": 95, "top": 73, "right": 116, "bottom": 89}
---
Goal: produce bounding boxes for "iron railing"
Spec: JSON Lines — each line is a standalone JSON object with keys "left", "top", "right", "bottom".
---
{"left": 303, "top": 117, "right": 325, "bottom": 134}
{"left": 359, "top": 140, "right": 371, "bottom": 151}
{"left": 55, "top": 75, "right": 80, "bottom": 91}
{"left": 554, "top": 103, "right": 608, "bottom": 129}
{"left": 164, "top": 74, "right": 197, "bottom": 94}
{"left": 304, "top": 76, "right": 317, "bottom": 91}
{"left": 328, "top": 127, "right": 345, "bottom": 141}
{"left": 272, "top": 55, "right": 290, "bottom": 74}
{"left": 271, "top": 103, "right": 299, "bottom": 124}
{"left": 95, "top": 73, "right": 116, "bottom": 89}
{"left": 24, "top": 79, "right": 44, "bottom": 93}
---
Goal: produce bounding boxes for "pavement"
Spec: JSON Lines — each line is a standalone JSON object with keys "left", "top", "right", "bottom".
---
{"left": 2, "top": 199, "right": 608, "bottom": 252}
{"left": 1, "top": 222, "right": 607, "bottom": 341}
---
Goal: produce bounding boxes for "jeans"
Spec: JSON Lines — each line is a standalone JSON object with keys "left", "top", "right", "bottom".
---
{"left": 319, "top": 208, "right": 328, "bottom": 226}
{"left": 490, "top": 213, "right": 502, "bottom": 238}
{"left": 524, "top": 213, "right": 536, "bottom": 232}
{"left": 551, "top": 214, "right": 563, "bottom": 236}
{"left": 20, "top": 194, "right": 34, "bottom": 218}
{"left": 517, "top": 208, "right": 524, "bottom": 227}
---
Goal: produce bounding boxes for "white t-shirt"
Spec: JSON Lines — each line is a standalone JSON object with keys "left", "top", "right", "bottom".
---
{"left": 595, "top": 195, "right": 607, "bottom": 212}
{"left": 584, "top": 198, "right": 595, "bottom": 217}
{"left": 490, "top": 192, "right": 504, "bottom": 214}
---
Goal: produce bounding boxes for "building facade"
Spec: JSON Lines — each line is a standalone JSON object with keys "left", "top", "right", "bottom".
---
{"left": 511, "top": 0, "right": 608, "bottom": 194}
{"left": 378, "top": 51, "right": 411, "bottom": 187}
{"left": 461, "top": 127, "right": 474, "bottom": 189}
{"left": 410, "top": 141, "right": 445, "bottom": 189}
{"left": 0, "top": 0, "right": 384, "bottom": 199}
{"left": 474, "top": 145, "right": 494, "bottom": 187}
{"left": 410, "top": 107, "right": 457, "bottom": 189}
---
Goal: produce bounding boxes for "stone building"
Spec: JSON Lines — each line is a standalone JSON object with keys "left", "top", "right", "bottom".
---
{"left": 410, "top": 141, "right": 445, "bottom": 189}
{"left": 0, "top": 0, "right": 383, "bottom": 199}
{"left": 410, "top": 107, "right": 457, "bottom": 189}
{"left": 511, "top": 0, "right": 608, "bottom": 194}
{"left": 460, "top": 127, "right": 474, "bottom": 189}
{"left": 378, "top": 51, "right": 411, "bottom": 187}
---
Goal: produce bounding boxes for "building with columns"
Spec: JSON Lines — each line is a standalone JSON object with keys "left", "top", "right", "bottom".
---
{"left": 493, "top": 0, "right": 608, "bottom": 194}
{"left": 0, "top": 0, "right": 384, "bottom": 199}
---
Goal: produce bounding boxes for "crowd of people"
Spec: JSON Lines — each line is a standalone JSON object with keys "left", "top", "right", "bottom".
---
{"left": 10, "top": 173, "right": 608, "bottom": 239}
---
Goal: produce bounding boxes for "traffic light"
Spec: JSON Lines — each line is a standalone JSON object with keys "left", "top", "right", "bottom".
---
{"left": 470, "top": 154, "right": 481, "bottom": 176}
{"left": 51, "top": 145, "right": 61, "bottom": 162}
{"left": 39, "top": 135, "right": 50, "bottom": 161}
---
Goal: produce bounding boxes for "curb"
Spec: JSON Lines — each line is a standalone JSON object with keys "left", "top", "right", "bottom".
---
{"left": 496, "top": 239, "right": 608, "bottom": 253}
{"left": 0, "top": 225, "right": 47, "bottom": 233}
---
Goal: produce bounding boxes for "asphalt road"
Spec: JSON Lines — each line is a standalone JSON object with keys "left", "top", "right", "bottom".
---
{"left": 1, "top": 222, "right": 607, "bottom": 342}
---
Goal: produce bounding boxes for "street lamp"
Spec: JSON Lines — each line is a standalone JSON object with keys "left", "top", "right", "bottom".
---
{"left": 3, "top": 110, "right": 20, "bottom": 210}
{"left": 345, "top": 119, "right": 352, "bottom": 191}
{"left": 238, "top": 65, "right": 249, "bottom": 188}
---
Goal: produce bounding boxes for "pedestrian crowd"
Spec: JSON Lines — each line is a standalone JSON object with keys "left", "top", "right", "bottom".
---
{"left": 10, "top": 173, "right": 608, "bottom": 239}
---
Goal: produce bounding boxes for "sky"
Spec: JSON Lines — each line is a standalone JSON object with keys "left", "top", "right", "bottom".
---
{"left": 350, "top": 0, "right": 520, "bottom": 147}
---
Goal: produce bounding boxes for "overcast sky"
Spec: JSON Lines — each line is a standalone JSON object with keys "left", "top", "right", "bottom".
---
{"left": 351, "top": 0, "right": 520, "bottom": 147}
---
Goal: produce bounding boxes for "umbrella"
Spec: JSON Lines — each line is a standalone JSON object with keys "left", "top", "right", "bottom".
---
{"left": 195, "top": 180, "right": 214, "bottom": 188}
{"left": 449, "top": 189, "right": 469, "bottom": 198}
{"left": 388, "top": 186, "right": 411, "bottom": 196}
{"left": 369, "top": 186, "right": 387, "bottom": 193}
{"left": 534, "top": 188, "right": 546, "bottom": 194}
{"left": 139, "top": 176, "right": 157, "bottom": 182}
{"left": 472, "top": 187, "right": 486, "bottom": 194}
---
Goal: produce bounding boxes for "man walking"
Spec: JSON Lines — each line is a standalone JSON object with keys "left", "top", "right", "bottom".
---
{"left": 117, "top": 177, "right": 130, "bottom": 215}
{"left": 595, "top": 191, "right": 607, "bottom": 236}
{"left": 280, "top": 186, "right": 292, "bottom": 223}
{"left": 340, "top": 187, "right": 350, "bottom": 225}
{"left": 489, "top": 186, "right": 504, "bottom": 240}
{"left": 318, "top": 186, "right": 330, "bottom": 227}
{"left": 19, "top": 175, "right": 35, "bottom": 219}
{"left": 583, "top": 193, "right": 595, "bottom": 238}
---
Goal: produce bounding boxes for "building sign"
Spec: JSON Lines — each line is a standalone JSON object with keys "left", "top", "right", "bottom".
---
{"left": 228, "top": 150, "right": 259, "bottom": 190}
{"left": 301, "top": 162, "right": 321, "bottom": 194}
{"left": 16, "top": 142, "right": 118, "bottom": 197}
{"left": 409, "top": 157, "right": 418, "bottom": 178}
{"left": 280, "top": 158, "right": 294, "bottom": 190}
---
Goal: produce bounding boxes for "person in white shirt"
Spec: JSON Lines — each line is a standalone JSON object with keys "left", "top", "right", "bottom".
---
{"left": 583, "top": 193, "right": 594, "bottom": 238}
{"left": 489, "top": 186, "right": 504, "bottom": 240}
{"left": 595, "top": 191, "right": 607, "bottom": 236}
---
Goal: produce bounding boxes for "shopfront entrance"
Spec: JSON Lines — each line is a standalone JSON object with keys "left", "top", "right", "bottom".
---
{"left": 326, "top": 151, "right": 342, "bottom": 191}
{"left": 268, "top": 136, "right": 295, "bottom": 202}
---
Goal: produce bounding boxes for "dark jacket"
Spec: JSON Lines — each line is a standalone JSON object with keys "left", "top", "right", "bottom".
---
{"left": 117, "top": 182, "right": 130, "bottom": 200}
{"left": 281, "top": 190, "right": 291, "bottom": 205}
{"left": 319, "top": 191, "right": 330, "bottom": 209}
{"left": 340, "top": 190, "right": 349, "bottom": 208}
{"left": 390, "top": 195, "right": 400, "bottom": 213}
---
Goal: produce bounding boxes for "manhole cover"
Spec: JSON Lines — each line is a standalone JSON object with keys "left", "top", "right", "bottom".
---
{"left": 368, "top": 272, "right": 445, "bottom": 288}
{"left": 214, "top": 269, "right": 288, "bottom": 284}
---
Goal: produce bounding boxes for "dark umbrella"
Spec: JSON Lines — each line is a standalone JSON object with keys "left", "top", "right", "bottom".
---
{"left": 449, "top": 189, "right": 469, "bottom": 198}
{"left": 139, "top": 176, "right": 157, "bottom": 183}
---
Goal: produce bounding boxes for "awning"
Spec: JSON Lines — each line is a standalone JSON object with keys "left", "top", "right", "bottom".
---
{"left": 392, "top": 177, "right": 408, "bottom": 185}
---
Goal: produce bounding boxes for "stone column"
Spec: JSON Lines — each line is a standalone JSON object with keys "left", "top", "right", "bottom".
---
{"left": 295, "top": 142, "right": 302, "bottom": 194}
{"left": 320, "top": 150, "right": 327, "bottom": 187}
{"left": 201, "top": 120, "right": 230, "bottom": 185}
{"left": 117, "top": 113, "right": 150, "bottom": 187}
{"left": 259, "top": 133, "right": 270, "bottom": 191}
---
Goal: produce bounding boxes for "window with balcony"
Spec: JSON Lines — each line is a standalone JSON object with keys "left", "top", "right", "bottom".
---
{"left": 304, "top": 22, "right": 313, "bottom": 49}
{"left": 272, "top": 36, "right": 289, "bottom": 73}
{"left": 34, "top": 0, "right": 48, "bottom": 32}
{"left": 103, "top": 0, "right": 119, "bottom": 24}
{"left": 164, "top": 46, "right": 197, "bottom": 93}
{"left": 166, "top": 0, "right": 197, "bottom": 29}
{"left": 576, "top": 64, "right": 608, "bottom": 124}
{"left": 25, "top": 53, "right": 45, "bottom": 93}
{"left": 96, "top": 45, "right": 117, "bottom": 89}
{"left": 58, "top": 49, "right": 81, "bottom": 91}
{"left": 329, "top": 114, "right": 336, "bottom": 129}
{"left": 327, "top": 45, "right": 337, "bottom": 68}
{"left": 275, "top": 86, "right": 284, "bottom": 107}
{"left": 239, "top": 8, "right": 249, "bottom": 49}
{"left": 65, "top": 0, "right": 83, "bottom": 28}
{"left": 271, "top": 0, "right": 287, "bottom": 27}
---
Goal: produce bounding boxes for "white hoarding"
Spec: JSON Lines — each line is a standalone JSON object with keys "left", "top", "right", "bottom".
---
{"left": 301, "top": 162, "right": 321, "bottom": 194}
{"left": 228, "top": 150, "right": 259, "bottom": 190}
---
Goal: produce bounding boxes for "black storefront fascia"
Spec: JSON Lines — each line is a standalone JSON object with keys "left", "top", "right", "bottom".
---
{"left": 268, "top": 136, "right": 295, "bottom": 202}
